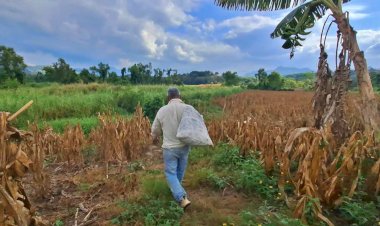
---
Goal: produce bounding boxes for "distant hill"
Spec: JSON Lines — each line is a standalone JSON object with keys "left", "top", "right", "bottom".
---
{"left": 285, "top": 72, "right": 316, "bottom": 81}
{"left": 24, "top": 65, "right": 45, "bottom": 75}
{"left": 271, "top": 66, "right": 314, "bottom": 76}
{"left": 244, "top": 66, "right": 315, "bottom": 77}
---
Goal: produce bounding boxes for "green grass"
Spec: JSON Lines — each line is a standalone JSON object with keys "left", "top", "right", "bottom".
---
{"left": 140, "top": 176, "right": 172, "bottom": 200}
{"left": 0, "top": 83, "right": 242, "bottom": 131}
{"left": 41, "top": 117, "right": 98, "bottom": 134}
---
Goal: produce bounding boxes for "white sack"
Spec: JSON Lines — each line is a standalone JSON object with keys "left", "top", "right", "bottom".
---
{"left": 176, "top": 105, "right": 213, "bottom": 146}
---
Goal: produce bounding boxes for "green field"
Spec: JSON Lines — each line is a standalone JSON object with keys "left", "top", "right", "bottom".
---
{"left": 1, "top": 83, "right": 242, "bottom": 132}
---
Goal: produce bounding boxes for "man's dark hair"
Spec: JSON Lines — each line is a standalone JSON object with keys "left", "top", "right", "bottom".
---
{"left": 167, "top": 87, "right": 180, "bottom": 99}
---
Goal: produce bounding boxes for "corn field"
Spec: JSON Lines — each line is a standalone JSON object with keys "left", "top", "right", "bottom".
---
{"left": 208, "top": 91, "right": 380, "bottom": 225}
{"left": 1, "top": 91, "right": 379, "bottom": 225}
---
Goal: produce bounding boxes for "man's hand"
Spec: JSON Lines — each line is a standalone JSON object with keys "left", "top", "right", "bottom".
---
{"left": 152, "top": 136, "right": 160, "bottom": 145}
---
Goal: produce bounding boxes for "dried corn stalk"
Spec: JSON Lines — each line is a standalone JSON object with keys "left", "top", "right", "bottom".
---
{"left": 25, "top": 124, "right": 49, "bottom": 198}
{"left": 60, "top": 125, "right": 85, "bottom": 165}
{"left": 89, "top": 105, "right": 151, "bottom": 165}
{"left": 0, "top": 112, "right": 45, "bottom": 225}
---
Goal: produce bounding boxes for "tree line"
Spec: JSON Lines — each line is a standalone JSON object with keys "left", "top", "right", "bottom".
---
{"left": 0, "top": 45, "right": 229, "bottom": 86}
{"left": 2, "top": 45, "right": 379, "bottom": 90}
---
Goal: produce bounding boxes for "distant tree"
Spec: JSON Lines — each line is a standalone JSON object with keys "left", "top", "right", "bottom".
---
{"left": 121, "top": 67, "right": 126, "bottom": 79}
{"left": 0, "top": 45, "right": 27, "bottom": 83}
{"left": 171, "top": 71, "right": 184, "bottom": 86}
{"left": 283, "top": 78, "right": 298, "bottom": 90}
{"left": 90, "top": 62, "right": 110, "bottom": 82}
{"left": 128, "top": 63, "right": 152, "bottom": 84}
{"left": 107, "top": 71, "right": 120, "bottom": 84}
{"left": 268, "top": 71, "right": 284, "bottom": 90}
{"left": 79, "top": 69, "right": 96, "bottom": 84}
{"left": 370, "top": 71, "right": 380, "bottom": 87}
{"left": 181, "top": 71, "right": 223, "bottom": 85}
{"left": 153, "top": 68, "right": 164, "bottom": 84}
{"left": 43, "top": 58, "right": 79, "bottom": 83}
{"left": 222, "top": 71, "right": 239, "bottom": 86}
{"left": 255, "top": 68, "right": 269, "bottom": 89}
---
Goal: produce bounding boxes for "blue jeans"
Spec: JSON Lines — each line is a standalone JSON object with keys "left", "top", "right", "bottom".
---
{"left": 163, "top": 145, "right": 190, "bottom": 202}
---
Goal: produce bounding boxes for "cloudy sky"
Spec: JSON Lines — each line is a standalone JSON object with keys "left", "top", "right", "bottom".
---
{"left": 1, "top": 0, "right": 379, "bottom": 74}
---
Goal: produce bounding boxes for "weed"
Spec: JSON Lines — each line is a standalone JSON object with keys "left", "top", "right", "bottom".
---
{"left": 53, "top": 219, "right": 64, "bottom": 226}
{"left": 112, "top": 197, "right": 183, "bottom": 225}
{"left": 239, "top": 203, "right": 306, "bottom": 226}
{"left": 212, "top": 144, "right": 242, "bottom": 169}
{"left": 128, "top": 161, "right": 145, "bottom": 172}
{"left": 235, "top": 158, "right": 279, "bottom": 199}
{"left": 146, "top": 169, "right": 161, "bottom": 175}
{"left": 210, "top": 144, "right": 279, "bottom": 198}
{"left": 338, "top": 196, "right": 378, "bottom": 225}
{"left": 207, "top": 173, "right": 229, "bottom": 190}
{"left": 78, "top": 183, "right": 91, "bottom": 192}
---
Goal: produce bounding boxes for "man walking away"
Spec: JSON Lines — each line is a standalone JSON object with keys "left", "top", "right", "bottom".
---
{"left": 151, "top": 87, "right": 191, "bottom": 209}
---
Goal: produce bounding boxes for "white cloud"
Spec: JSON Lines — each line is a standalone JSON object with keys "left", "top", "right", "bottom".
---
{"left": 219, "top": 15, "right": 280, "bottom": 39}
{"left": 174, "top": 45, "right": 204, "bottom": 63}
{"left": 140, "top": 22, "right": 168, "bottom": 59}
{"left": 117, "top": 58, "right": 135, "bottom": 68}
{"left": 170, "top": 36, "right": 244, "bottom": 63}
{"left": 343, "top": 4, "right": 369, "bottom": 20}
{"left": 0, "top": 0, "right": 378, "bottom": 73}
{"left": 357, "top": 29, "right": 380, "bottom": 45}
{"left": 202, "top": 19, "right": 217, "bottom": 32}
{"left": 293, "top": 32, "right": 335, "bottom": 54}
{"left": 19, "top": 51, "right": 57, "bottom": 66}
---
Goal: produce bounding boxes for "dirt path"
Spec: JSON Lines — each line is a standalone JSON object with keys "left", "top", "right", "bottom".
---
{"left": 23, "top": 146, "right": 264, "bottom": 225}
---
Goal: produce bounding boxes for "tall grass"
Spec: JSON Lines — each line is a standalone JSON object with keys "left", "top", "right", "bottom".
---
{"left": 0, "top": 83, "right": 242, "bottom": 130}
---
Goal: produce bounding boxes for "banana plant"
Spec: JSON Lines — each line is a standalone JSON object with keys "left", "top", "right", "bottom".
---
{"left": 215, "top": 0, "right": 378, "bottom": 131}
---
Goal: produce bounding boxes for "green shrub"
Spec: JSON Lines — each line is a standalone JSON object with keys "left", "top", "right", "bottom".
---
{"left": 0, "top": 78, "right": 20, "bottom": 89}
{"left": 246, "top": 83, "right": 257, "bottom": 89}
{"left": 117, "top": 89, "right": 145, "bottom": 113}
{"left": 143, "top": 96, "right": 164, "bottom": 121}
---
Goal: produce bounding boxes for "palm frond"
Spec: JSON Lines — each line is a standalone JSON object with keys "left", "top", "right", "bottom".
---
{"left": 214, "top": 0, "right": 308, "bottom": 11}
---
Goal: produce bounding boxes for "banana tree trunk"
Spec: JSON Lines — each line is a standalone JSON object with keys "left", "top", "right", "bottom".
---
{"left": 333, "top": 12, "right": 379, "bottom": 131}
